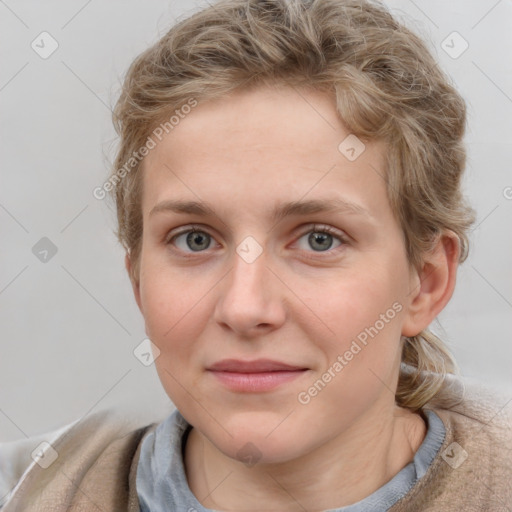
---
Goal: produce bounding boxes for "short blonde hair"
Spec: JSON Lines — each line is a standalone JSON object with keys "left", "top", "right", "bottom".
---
{"left": 109, "top": 0, "right": 476, "bottom": 410}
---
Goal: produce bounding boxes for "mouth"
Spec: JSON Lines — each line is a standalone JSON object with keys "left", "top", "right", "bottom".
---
{"left": 206, "top": 359, "right": 309, "bottom": 392}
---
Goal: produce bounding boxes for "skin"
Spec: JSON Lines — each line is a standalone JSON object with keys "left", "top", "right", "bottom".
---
{"left": 126, "top": 84, "right": 459, "bottom": 511}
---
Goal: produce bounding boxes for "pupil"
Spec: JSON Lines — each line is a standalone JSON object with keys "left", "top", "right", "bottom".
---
{"left": 309, "top": 232, "right": 332, "bottom": 251}
{"left": 187, "top": 231, "right": 209, "bottom": 251}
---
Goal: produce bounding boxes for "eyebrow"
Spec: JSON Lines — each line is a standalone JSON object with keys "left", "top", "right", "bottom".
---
{"left": 149, "top": 198, "right": 372, "bottom": 224}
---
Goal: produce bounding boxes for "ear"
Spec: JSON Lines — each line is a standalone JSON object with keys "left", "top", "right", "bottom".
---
{"left": 125, "top": 253, "right": 143, "bottom": 314}
{"left": 401, "top": 231, "right": 460, "bottom": 337}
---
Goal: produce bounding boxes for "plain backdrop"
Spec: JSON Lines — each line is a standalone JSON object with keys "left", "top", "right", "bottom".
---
{"left": 0, "top": 0, "right": 511, "bottom": 442}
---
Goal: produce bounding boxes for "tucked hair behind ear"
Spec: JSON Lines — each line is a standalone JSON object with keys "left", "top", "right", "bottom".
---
{"left": 109, "top": 0, "right": 476, "bottom": 410}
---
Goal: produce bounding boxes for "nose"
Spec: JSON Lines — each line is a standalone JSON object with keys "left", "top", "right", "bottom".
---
{"left": 213, "top": 245, "right": 286, "bottom": 338}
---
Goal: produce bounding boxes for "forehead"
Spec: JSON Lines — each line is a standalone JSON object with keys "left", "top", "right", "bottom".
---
{"left": 141, "top": 85, "right": 390, "bottom": 219}
{"left": 147, "top": 85, "right": 366, "bottom": 162}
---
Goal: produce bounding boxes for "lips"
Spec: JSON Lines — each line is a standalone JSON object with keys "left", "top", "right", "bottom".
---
{"left": 206, "top": 359, "right": 309, "bottom": 392}
{"left": 207, "top": 358, "right": 307, "bottom": 373}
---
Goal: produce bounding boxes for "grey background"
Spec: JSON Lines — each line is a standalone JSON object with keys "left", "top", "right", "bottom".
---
{"left": 0, "top": 0, "right": 511, "bottom": 442}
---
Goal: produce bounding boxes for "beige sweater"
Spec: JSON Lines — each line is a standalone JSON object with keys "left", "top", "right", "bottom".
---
{"left": 2, "top": 377, "right": 511, "bottom": 511}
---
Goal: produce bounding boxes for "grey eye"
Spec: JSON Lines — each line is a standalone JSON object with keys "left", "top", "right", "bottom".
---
{"left": 175, "top": 230, "right": 213, "bottom": 252}
{"left": 308, "top": 232, "right": 334, "bottom": 251}
{"left": 296, "top": 230, "right": 342, "bottom": 252}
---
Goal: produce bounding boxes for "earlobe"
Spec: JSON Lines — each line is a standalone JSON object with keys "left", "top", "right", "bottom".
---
{"left": 401, "top": 232, "right": 460, "bottom": 337}
{"left": 125, "top": 253, "right": 143, "bottom": 314}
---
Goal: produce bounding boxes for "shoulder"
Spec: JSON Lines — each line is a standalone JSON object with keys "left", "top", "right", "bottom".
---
{"left": 432, "top": 375, "right": 512, "bottom": 479}
{"left": 392, "top": 375, "right": 512, "bottom": 511}
{"left": 428, "top": 374, "right": 512, "bottom": 439}
{"left": 0, "top": 407, "right": 163, "bottom": 511}
{"left": 0, "top": 419, "right": 78, "bottom": 508}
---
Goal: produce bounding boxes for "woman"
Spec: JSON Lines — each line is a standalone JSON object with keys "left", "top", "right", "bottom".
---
{"left": 1, "top": 0, "right": 511, "bottom": 510}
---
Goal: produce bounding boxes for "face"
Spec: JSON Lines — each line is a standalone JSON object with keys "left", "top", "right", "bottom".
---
{"left": 131, "top": 85, "right": 419, "bottom": 464}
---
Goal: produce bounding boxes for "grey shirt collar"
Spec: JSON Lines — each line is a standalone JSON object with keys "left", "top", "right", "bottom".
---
{"left": 136, "top": 409, "right": 445, "bottom": 512}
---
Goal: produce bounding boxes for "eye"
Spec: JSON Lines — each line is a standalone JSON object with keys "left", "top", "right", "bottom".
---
{"left": 295, "top": 224, "right": 346, "bottom": 253}
{"left": 166, "top": 224, "right": 348, "bottom": 257}
{"left": 169, "top": 228, "right": 215, "bottom": 253}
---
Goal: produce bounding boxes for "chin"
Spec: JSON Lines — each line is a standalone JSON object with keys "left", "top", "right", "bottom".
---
{"left": 202, "top": 417, "right": 309, "bottom": 466}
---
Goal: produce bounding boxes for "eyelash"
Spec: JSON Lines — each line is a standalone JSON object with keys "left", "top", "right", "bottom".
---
{"left": 165, "top": 223, "right": 349, "bottom": 260}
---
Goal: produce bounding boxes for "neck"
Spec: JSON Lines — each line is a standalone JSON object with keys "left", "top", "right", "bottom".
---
{"left": 184, "top": 403, "right": 426, "bottom": 511}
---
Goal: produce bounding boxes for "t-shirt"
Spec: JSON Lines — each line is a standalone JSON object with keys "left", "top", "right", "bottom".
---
{"left": 136, "top": 409, "right": 446, "bottom": 511}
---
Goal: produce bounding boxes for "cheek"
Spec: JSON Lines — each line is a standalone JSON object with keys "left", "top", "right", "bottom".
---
{"left": 304, "top": 288, "right": 405, "bottom": 421}
{"left": 311, "top": 268, "right": 404, "bottom": 338}
{"left": 305, "top": 265, "right": 406, "bottom": 391}
{"left": 140, "top": 260, "right": 203, "bottom": 337}
{"left": 141, "top": 268, "right": 211, "bottom": 407}
{"left": 139, "top": 274, "right": 209, "bottom": 396}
